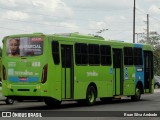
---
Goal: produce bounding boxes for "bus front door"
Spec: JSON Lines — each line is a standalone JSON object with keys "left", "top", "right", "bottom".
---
{"left": 144, "top": 51, "right": 153, "bottom": 93}
{"left": 61, "top": 45, "right": 74, "bottom": 99}
{"left": 113, "top": 49, "right": 123, "bottom": 95}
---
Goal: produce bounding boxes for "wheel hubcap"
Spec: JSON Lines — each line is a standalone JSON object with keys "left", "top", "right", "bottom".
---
{"left": 136, "top": 88, "right": 140, "bottom": 98}
{"left": 89, "top": 91, "right": 94, "bottom": 103}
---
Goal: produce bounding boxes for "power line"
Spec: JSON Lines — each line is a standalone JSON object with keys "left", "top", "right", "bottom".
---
{"left": 0, "top": 16, "right": 136, "bottom": 32}
{"left": 0, "top": 7, "right": 142, "bottom": 36}
{"left": 0, "top": 6, "right": 132, "bottom": 13}
{"left": 0, "top": 7, "right": 132, "bottom": 21}
{"left": 0, "top": 17, "right": 77, "bottom": 29}
{"left": 136, "top": 7, "right": 160, "bottom": 23}
{"left": 0, "top": 26, "right": 29, "bottom": 32}
{"left": 136, "top": 7, "right": 147, "bottom": 15}
{"left": 150, "top": 16, "right": 160, "bottom": 23}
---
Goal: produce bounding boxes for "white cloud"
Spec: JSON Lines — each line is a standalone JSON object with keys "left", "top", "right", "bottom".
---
{"left": 0, "top": 0, "right": 73, "bottom": 18}
{"left": 149, "top": 5, "right": 160, "bottom": 14}
{"left": 89, "top": 21, "right": 107, "bottom": 30}
{"left": 59, "top": 22, "right": 79, "bottom": 30}
{"left": 0, "top": 0, "right": 75, "bottom": 46}
{"left": 144, "top": 0, "right": 160, "bottom": 3}
{"left": 2, "top": 11, "right": 29, "bottom": 20}
{"left": 0, "top": 0, "right": 160, "bottom": 46}
{"left": 31, "top": 0, "right": 73, "bottom": 17}
{"left": 0, "top": 0, "right": 17, "bottom": 7}
{"left": 120, "top": 16, "right": 126, "bottom": 20}
{"left": 66, "top": 0, "right": 133, "bottom": 9}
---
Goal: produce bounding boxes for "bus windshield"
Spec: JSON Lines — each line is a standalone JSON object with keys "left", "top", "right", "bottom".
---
{"left": 6, "top": 37, "right": 43, "bottom": 57}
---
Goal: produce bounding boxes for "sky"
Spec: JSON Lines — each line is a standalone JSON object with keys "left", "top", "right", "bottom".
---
{"left": 0, "top": 0, "right": 160, "bottom": 46}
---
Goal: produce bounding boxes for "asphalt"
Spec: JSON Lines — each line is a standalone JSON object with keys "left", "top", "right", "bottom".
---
{"left": 0, "top": 87, "right": 160, "bottom": 100}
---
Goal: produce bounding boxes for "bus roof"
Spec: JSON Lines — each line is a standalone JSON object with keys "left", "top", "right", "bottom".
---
{"left": 54, "top": 32, "right": 105, "bottom": 40}
{"left": 3, "top": 32, "right": 153, "bottom": 51}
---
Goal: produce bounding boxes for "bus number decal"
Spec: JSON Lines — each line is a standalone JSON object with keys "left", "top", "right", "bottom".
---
{"left": 32, "top": 62, "right": 41, "bottom": 67}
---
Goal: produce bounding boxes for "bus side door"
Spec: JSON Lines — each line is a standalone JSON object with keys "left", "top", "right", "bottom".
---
{"left": 113, "top": 48, "right": 123, "bottom": 95}
{"left": 144, "top": 51, "right": 153, "bottom": 93}
{"left": 61, "top": 45, "right": 74, "bottom": 99}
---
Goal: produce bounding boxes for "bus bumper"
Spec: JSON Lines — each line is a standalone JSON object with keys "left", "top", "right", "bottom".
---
{"left": 2, "top": 83, "right": 48, "bottom": 98}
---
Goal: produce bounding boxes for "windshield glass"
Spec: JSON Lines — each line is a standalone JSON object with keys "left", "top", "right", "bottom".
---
{"left": 6, "top": 37, "right": 43, "bottom": 57}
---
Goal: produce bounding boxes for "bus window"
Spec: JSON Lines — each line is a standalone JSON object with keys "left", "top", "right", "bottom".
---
{"left": 52, "top": 41, "right": 60, "bottom": 65}
{"left": 75, "top": 43, "right": 88, "bottom": 65}
{"left": 124, "top": 47, "right": 133, "bottom": 65}
{"left": 6, "top": 37, "right": 43, "bottom": 57}
{"left": 88, "top": 44, "right": 100, "bottom": 65}
{"left": 100, "top": 45, "right": 111, "bottom": 65}
{"left": 134, "top": 48, "right": 143, "bottom": 65}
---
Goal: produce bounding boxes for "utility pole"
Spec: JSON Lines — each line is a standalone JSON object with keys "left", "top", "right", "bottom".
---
{"left": 133, "top": 0, "right": 136, "bottom": 43}
{"left": 147, "top": 14, "right": 149, "bottom": 42}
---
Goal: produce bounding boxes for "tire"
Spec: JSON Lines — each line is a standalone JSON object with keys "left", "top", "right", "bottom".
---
{"left": 86, "top": 86, "right": 96, "bottom": 106}
{"left": 5, "top": 98, "right": 14, "bottom": 104}
{"left": 44, "top": 98, "right": 61, "bottom": 108}
{"left": 131, "top": 86, "right": 141, "bottom": 101}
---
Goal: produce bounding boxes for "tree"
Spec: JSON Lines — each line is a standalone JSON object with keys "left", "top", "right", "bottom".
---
{"left": 139, "top": 31, "right": 160, "bottom": 75}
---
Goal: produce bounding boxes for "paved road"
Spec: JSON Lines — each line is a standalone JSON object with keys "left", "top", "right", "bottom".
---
{"left": 0, "top": 89, "right": 160, "bottom": 111}
{"left": 0, "top": 89, "right": 160, "bottom": 120}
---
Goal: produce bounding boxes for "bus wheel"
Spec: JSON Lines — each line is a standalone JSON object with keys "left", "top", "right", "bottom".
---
{"left": 44, "top": 98, "right": 61, "bottom": 108}
{"left": 86, "top": 86, "right": 96, "bottom": 106}
{"left": 131, "top": 86, "right": 141, "bottom": 101}
{"left": 5, "top": 98, "right": 14, "bottom": 104}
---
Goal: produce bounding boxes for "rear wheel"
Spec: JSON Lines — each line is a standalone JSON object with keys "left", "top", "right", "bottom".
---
{"left": 86, "top": 86, "right": 96, "bottom": 105}
{"left": 44, "top": 98, "right": 61, "bottom": 108}
{"left": 5, "top": 98, "right": 14, "bottom": 104}
{"left": 131, "top": 86, "right": 141, "bottom": 101}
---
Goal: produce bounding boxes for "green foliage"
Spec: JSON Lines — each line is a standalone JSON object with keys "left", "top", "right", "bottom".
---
{"left": 139, "top": 32, "right": 160, "bottom": 75}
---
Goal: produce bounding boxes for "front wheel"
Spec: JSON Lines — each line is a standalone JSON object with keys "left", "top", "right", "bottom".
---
{"left": 86, "top": 86, "right": 97, "bottom": 105}
{"left": 131, "top": 86, "right": 141, "bottom": 101}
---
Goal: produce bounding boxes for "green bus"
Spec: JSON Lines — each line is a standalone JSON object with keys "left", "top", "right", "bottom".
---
{"left": 2, "top": 32, "right": 154, "bottom": 106}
